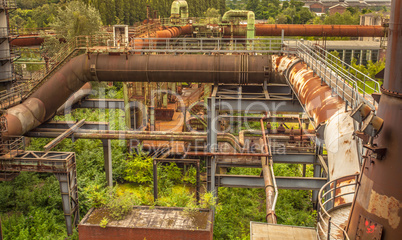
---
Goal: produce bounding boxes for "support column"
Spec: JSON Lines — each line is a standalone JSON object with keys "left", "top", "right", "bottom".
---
{"left": 150, "top": 91, "right": 155, "bottom": 131}
{"left": 207, "top": 95, "right": 218, "bottom": 195}
{"left": 102, "top": 139, "right": 113, "bottom": 187}
{"left": 153, "top": 159, "right": 158, "bottom": 202}
{"left": 312, "top": 142, "right": 322, "bottom": 208}
{"left": 0, "top": 216, "right": 3, "bottom": 240}
{"left": 123, "top": 83, "right": 131, "bottom": 129}
{"left": 54, "top": 157, "right": 79, "bottom": 236}
{"left": 196, "top": 161, "right": 200, "bottom": 204}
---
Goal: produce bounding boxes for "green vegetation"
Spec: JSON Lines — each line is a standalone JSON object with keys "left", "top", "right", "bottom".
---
{"left": 51, "top": 1, "right": 102, "bottom": 39}
{"left": 328, "top": 50, "right": 385, "bottom": 94}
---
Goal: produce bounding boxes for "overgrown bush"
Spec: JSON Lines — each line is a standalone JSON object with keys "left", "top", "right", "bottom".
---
{"left": 124, "top": 148, "right": 153, "bottom": 184}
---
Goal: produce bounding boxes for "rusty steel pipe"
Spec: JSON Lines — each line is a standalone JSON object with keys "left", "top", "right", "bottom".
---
{"left": 25, "top": 129, "right": 246, "bottom": 153}
{"left": 273, "top": 55, "right": 360, "bottom": 181}
{"left": 223, "top": 24, "right": 386, "bottom": 37}
{"left": 56, "top": 82, "right": 92, "bottom": 115}
{"left": 181, "top": 152, "right": 270, "bottom": 157}
{"left": 260, "top": 118, "right": 277, "bottom": 224}
{"left": 4, "top": 54, "right": 270, "bottom": 137}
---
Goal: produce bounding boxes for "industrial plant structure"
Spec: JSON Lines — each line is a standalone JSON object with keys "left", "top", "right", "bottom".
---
{"left": 0, "top": 0, "right": 401, "bottom": 239}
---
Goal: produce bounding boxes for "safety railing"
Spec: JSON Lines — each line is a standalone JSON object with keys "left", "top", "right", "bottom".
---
{"left": 15, "top": 27, "right": 53, "bottom": 36}
{"left": 160, "top": 17, "right": 221, "bottom": 26}
{"left": 130, "top": 37, "right": 294, "bottom": 54}
{"left": 0, "top": 48, "right": 20, "bottom": 61}
{"left": 0, "top": 33, "right": 112, "bottom": 106}
{"left": 0, "top": 84, "right": 26, "bottom": 110}
{"left": 0, "top": 0, "right": 16, "bottom": 9}
{"left": 316, "top": 174, "right": 359, "bottom": 240}
{"left": 295, "top": 41, "right": 379, "bottom": 109}
{"left": 0, "top": 136, "right": 25, "bottom": 156}
{"left": 24, "top": 33, "right": 112, "bottom": 98}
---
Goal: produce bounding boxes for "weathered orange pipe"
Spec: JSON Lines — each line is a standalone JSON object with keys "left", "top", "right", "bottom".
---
{"left": 226, "top": 24, "right": 386, "bottom": 37}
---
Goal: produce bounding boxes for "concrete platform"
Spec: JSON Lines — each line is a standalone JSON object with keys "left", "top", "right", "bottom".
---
{"left": 250, "top": 222, "right": 316, "bottom": 240}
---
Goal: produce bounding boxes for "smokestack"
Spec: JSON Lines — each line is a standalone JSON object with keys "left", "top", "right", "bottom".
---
{"left": 346, "top": 1, "right": 402, "bottom": 239}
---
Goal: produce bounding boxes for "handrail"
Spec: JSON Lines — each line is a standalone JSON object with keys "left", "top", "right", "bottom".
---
{"left": 295, "top": 41, "right": 379, "bottom": 110}
{"left": 1, "top": 36, "right": 379, "bottom": 115}
{"left": 0, "top": 33, "right": 112, "bottom": 110}
{"left": 130, "top": 37, "right": 294, "bottom": 54}
{"left": 0, "top": 136, "right": 25, "bottom": 156}
{"left": 316, "top": 174, "right": 359, "bottom": 240}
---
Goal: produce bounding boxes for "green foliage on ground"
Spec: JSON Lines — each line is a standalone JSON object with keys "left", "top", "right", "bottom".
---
{"left": 0, "top": 84, "right": 316, "bottom": 239}
{"left": 124, "top": 148, "right": 153, "bottom": 184}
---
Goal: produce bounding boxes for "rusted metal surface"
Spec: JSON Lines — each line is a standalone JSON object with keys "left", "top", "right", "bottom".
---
{"left": 317, "top": 174, "right": 358, "bottom": 240}
{"left": 253, "top": 24, "right": 385, "bottom": 37}
{"left": 346, "top": 1, "right": 402, "bottom": 239}
{"left": 224, "top": 24, "right": 385, "bottom": 37}
{"left": 154, "top": 108, "right": 175, "bottom": 121}
{"left": 273, "top": 55, "right": 360, "bottom": 184}
{"left": 383, "top": 0, "right": 402, "bottom": 94}
{"left": 56, "top": 82, "right": 92, "bottom": 114}
{"left": 260, "top": 118, "right": 277, "bottom": 224}
{"left": 5, "top": 54, "right": 270, "bottom": 136}
{"left": 43, "top": 119, "right": 85, "bottom": 152}
{"left": 78, "top": 206, "right": 213, "bottom": 240}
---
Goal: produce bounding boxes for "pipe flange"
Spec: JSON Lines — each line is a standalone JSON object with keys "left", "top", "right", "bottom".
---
{"left": 380, "top": 85, "right": 402, "bottom": 98}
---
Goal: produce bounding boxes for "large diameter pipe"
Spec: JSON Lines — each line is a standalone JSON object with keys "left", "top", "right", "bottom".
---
{"left": 5, "top": 54, "right": 91, "bottom": 136}
{"left": 274, "top": 55, "right": 360, "bottom": 181}
{"left": 56, "top": 82, "right": 92, "bottom": 115}
{"left": 93, "top": 54, "right": 269, "bottom": 84}
{"left": 223, "top": 24, "right": 386, "bottom": 37}
{"left": 4, "top": 54, "right": 270, "bottom": 137}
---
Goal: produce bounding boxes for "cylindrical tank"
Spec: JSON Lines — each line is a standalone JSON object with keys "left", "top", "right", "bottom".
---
{"left": 346, "top": 1, "right": 402, "bottom": 239}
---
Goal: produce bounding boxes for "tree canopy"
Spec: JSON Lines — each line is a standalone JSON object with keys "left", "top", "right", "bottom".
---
{"left": 51, "top": 1, "right": 102, "bottom": 38}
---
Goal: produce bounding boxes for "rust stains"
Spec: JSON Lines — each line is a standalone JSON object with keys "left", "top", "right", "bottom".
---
{"left": 368, "top": 190, "right": 402, "bottom": 229}
{"left": 283, "top": 57, "right": 345, "bottom": 126}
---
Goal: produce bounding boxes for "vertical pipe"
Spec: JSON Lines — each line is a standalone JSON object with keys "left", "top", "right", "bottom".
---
{"left": 260, "top": 118, "right": 277, "bottom": 224}
{"left": 153, "top": 159, "right": 158, "bottom": 202}
{"left": 102, "top": 139, "right": 113, "bottom": 187}
{"left": 196, "top": 161, "right": 200, "bottom": 204}
{"left": 123, "top": 83, "right": 131, "bottom": 129}
{"left": 383, "top": 0, "right": 402, "bottom": 94}
{"left": 0, "top": 216, "right": 2, "bottom": 240}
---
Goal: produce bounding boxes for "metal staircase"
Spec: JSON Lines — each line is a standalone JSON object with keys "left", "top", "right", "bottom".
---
{"left": 0, "top": 34, "right": 112, "bottom": 110}
{"left": 23, "top": 34, "right": 111, "bottom": 100}
{"left": 316, "top": 174, "right": 359, "bottom": 240}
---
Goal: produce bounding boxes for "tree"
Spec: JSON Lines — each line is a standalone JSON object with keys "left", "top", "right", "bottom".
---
{"left": 298, "top": 7, "right": 314, "bottom": 24}
{"left": 51, "top": 1, "right": 102, "bottom": 39}
{"left": 205, "top": 8, "right": 220, "bottom": 18}
{"left": 276, "top": 13, "right": 287, "bottom": 24}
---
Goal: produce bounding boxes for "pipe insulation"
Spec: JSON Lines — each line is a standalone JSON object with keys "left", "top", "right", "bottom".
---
{"left": 4, "top": 54, "right": 271, "bottom": 136}
{"left": 222, "top": 10, "right": 255, "bottom": 39}
{"left": 170, "top": 0, "right": 189, "bottom": 19}
{"left": 273, "top": 55, "right": 360, "bottom": 181}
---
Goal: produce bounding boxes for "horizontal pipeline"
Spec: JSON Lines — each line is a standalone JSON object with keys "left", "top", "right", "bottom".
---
{"left": 5, "top": 54, "right": 271, "bottom": 136}
{"left": 223, "top": 24, "right": 386, "bottom": 37}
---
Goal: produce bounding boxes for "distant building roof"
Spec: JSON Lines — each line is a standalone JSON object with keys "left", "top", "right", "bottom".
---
{"left": 329, "top": 3, "right": 348, "bottom": 9}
